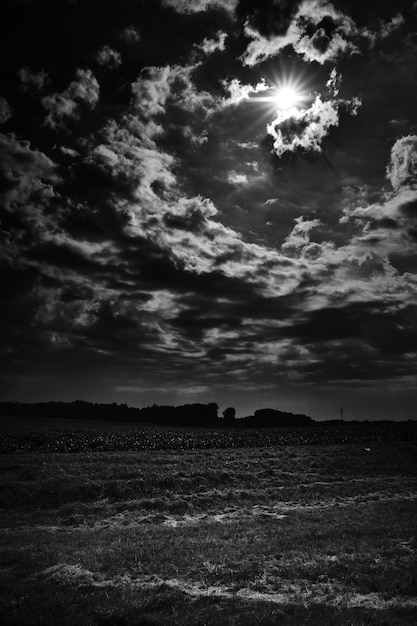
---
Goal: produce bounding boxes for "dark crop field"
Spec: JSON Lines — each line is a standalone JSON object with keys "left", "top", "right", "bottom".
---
{"left": 1, "top": 419, "right": 416, "bottom": 624}
{"left": 1, "top": 415, "right": 416, "bottom": 453}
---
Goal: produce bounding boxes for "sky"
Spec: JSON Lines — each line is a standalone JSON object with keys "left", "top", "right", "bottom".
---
{"left": 1, "top": 0, "right": 417, "bottom": 421}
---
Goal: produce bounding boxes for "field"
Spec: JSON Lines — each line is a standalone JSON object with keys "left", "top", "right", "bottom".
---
{"left": 1, "top": 420, "right": 417, "bottom": 625}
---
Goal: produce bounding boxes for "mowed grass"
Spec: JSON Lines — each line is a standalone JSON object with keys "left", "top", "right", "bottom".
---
{"left": 0, "top": 440, "right": 416, "bottom": 624}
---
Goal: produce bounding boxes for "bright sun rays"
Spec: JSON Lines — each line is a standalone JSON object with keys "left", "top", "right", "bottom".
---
{"left": 273, "top": 85, "right": 302, "bottom": 110}
{"left": 246, "top": 74, "right": 310, "bottom": 116}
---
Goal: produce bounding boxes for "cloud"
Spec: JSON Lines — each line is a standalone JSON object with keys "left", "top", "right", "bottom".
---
{"left": 222, "top": 77, "right": 269, "bottom": 105}
{"left": 331, "top": 135, "right": 417, "bottom": 283}
{"left": 131, "top": 66, "right": 173, "bottom": 119}
{"left": 341, "top": 190, "right": 417, "bottom": 274}
{"left": 221, "top": 69, "right": 361, "bottom": 158}
{"left": 161, "top": 0, "right": 238, "bottom": 14}
{"left": 236, "top": 0, "right": 303, "bottom": 38}
{"left": 42, "top": 68, "right": 100, "bottom": 129}
{"left": 131, "top": 63, "right": 219, "bottom": 121}
{"left": 197, "top": 30, "right": 227, "bottom": 54}
{"left": 266, "top": 89, "right": 361, "bottom": 157}
{"left": 71, "top": 71, "right": 307, "bottom": 298}
{"left": 240, "top": 0, "right": 406, "bottom": 67}
{"left": 282, "top": 217, "right": 321, "bottom": 254}
{"left": 95, "top": 45, "right": 122, "bottom": 68}
{"left": 17, "top": 67, "right": 49, "bottom": 93}
{"left": 0, "top": 133, "right": 58, "bottom": 209}
{"left": 119, "top": 26, "right": 140, "bottom": 42}
{"left": 362, "top": 13, "right": 405, "bottom": 47}
{"left": 137, "top": 206, "right": 305, "bottom": 295}
{"left": 241, "top": 0, "right": 359, "bottom": 66}
{"left": 337, "top": 136, "right": 417, "bottom": 278}
{"left": 87, "top": 128, "right": 176, "bottom": 197}
{"left": 0, "top": 133, "right": 62, "bottom": 269}
{"left": 386, "top": 135, "right": 417, "bottom": 190}
{"left": 116, "top": 383, "right": 208, "bottom": 395}
{"left": 254, "top": 137, "right": 417, "bottom": 376}
{"left": 3, "top": 0, "right": 417, "bottom": 402}
{"left": 60, "top": 146, "right": 79, "bottom": 158}
{"left": 0, "top": 98, "right": 12, "bottom": 123}
{"left": 227, "top": 171, "right": 248, "bottom": 185}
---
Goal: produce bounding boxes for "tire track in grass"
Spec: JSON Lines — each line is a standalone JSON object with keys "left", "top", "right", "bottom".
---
{"left": 1, "top": 491, "right": 416, "bottom": 532}
{"left": 33, "top": 563, "right": 417, "bottom": 610}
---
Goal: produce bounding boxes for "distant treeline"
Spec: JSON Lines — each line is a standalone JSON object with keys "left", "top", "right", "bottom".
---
{"left": 0, "top": 401, "right": 315, "bottom": 427}
{"left": 1, "top": 401, "right": 413, "bottom": 427}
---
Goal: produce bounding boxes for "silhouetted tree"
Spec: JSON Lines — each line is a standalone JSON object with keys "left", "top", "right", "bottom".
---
{"left": 247, "top": 408, "right": 313, "bottom": 427}
{"left": 223, "top": 407, "right": 236, "bottom": 423}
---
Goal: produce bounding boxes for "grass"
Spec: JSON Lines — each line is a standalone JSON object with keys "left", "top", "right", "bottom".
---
{"left": 0, "top": 438, "right": 416, "bottom": 624}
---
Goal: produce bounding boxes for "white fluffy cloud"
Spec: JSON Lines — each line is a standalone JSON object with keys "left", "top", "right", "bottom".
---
{"left": 222, "top": 78, "right": 269, "bottom": 105}
{"left": 131, "top": 66, "right": 173, "bottom": 118}
{"left": 282, "top": 217, "right": 322, "bottom": 254}
{"left": 95, "top": 45, "right": 122, "bottom": 68}
{"left": 336, "top": 137, "right": 417, "bottom": 282}
{"left": 267, "top": 91, "right": 361, "bottom": 157}
{"left": 131, "top": 63, "right": 218, "bottom": 119}
{"left": 241, "top": 0, "right": 404, "bottom": 67}
{"left": 88, "top": 121, "right": 176, "bottom": 194}
{"left": 42, "top": 68, "right": 100, "bottom": 129}
{"left": 197, "top": 30, "right": 227, "bottom": 55}
{"left": 161, "top": 0, "right": 237, "bottom": 15}
{"left": 227, "top": 171, "right": 248, "bottom": 185}
{"left": 386, "top": 135, "right": 417, "bottom": 190}
{"left": 241, "top": 0, "right": 359, "bottom": 66}
{"left": 221, "top": 69, "right": 361, "bottom": 157}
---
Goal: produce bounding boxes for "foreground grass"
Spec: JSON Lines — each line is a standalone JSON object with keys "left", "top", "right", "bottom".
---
{"left": 1, "top": 441, "right": 416, "bottom": 624}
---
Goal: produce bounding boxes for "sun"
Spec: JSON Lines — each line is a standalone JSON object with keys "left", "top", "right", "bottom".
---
{"left": 273, "top": 86, "right": 301, "bottom": 110}
{"left": 247, "top": 75, "right": 308, "bottom": 112}
{"left": 244, "top": 72, "right": 311, "bottom": 128}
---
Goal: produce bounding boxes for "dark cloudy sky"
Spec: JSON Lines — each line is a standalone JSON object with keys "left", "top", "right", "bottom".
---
{"left": 1, "top": 0, "right": 417, "bottom": 420}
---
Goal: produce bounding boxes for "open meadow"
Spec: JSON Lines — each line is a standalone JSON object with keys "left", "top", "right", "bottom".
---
{"left": 0, "top": 421, "right": 417, "bottom": 625}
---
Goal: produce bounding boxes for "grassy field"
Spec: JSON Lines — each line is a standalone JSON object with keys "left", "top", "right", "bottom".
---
{"left": 0, "top": 426, "right": 416, "bottom": 624}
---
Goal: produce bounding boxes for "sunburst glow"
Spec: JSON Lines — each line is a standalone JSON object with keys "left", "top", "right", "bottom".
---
{"left": 273, "top": 86, "right": 301, "bottom": 110}
{"left": 245, "top": 74, "right": 309, "bottom": 116}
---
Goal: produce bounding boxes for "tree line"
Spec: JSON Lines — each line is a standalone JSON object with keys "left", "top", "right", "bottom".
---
{"left": 0, "top": 401, "right": 315, "bottom": 427}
